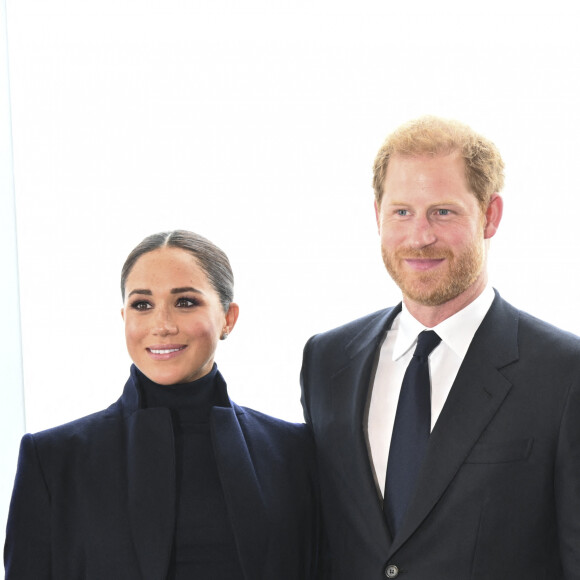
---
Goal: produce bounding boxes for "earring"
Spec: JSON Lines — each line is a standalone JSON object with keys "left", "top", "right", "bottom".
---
{"left": 221, "top": 331, "right": 229, "bottom": 340}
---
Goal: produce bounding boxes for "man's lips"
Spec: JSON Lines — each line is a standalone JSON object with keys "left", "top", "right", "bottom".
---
{"left": 404, "top": 258, "right": 445, "bottom": 271}
{"left": 146, "top": 345, "right": 187, "bottom": 360}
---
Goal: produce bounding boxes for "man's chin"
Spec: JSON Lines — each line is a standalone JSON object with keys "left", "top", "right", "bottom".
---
{"left": 391, "top": 271, "right": 450, "bottom": 307}
{"left": 401, "top": 274, "right": 483, "bottom": 307}
{"left": 403, "top": 288, "right": 453, "bottom": 307}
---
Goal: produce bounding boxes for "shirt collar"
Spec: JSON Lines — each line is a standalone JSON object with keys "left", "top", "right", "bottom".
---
{"left": 392, "top": 285, "right": 495, "bottom": 361}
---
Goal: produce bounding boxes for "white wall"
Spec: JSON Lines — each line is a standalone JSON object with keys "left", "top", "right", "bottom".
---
{"left": 1, "top": 0, "right": 24, "bottom": 550}
{"left": 4, "top": 0, "right": 580, "bottom": 546}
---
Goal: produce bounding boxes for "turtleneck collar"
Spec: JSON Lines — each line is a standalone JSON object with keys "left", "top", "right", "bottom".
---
{"left": 135, "top": 363, "right": 228, "bottom": 422}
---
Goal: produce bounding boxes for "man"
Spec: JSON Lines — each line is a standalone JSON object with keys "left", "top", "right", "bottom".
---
{"left": 301, "top": 116, "right": 580, "bottom": 579}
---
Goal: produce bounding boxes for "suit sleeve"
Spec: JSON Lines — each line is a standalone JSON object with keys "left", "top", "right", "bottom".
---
{"left": 300, "top": 336, "right": 315, "bottom": 426}
{"left": 555, "top": 374, "right": 580, "bottom": 579}
{"left": 4, "top": 434, "right": 52, "bottom": 579}
{"left": 299, "top": 336, "right": 333, "bottom": 580}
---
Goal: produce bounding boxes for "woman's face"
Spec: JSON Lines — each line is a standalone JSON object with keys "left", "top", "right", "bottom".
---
{"left": 121, "top": 247, "right": 238, "bottom": 385}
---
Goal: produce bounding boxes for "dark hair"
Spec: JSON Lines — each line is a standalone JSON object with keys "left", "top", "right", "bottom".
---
{"left": 121, "top": 230, "right": 234, "bottom": 311}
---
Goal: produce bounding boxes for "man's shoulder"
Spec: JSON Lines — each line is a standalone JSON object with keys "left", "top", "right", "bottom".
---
{"left": 517, "top": 308, "right": 580, "bottom": 353}
{"left": 491, "top": 292, "right": 580, "bottom": 357}
{"left": 305, "top": 306, "right": 399, "bottom": 352}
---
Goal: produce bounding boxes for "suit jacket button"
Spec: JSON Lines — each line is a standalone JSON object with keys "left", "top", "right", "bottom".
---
{"left": 385, "top": 564, "right": 399, "bottom": 578}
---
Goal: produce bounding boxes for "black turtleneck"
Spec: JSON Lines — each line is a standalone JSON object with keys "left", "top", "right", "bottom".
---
{"left": 137, "top": 365, "right": 244, "bottom": 579}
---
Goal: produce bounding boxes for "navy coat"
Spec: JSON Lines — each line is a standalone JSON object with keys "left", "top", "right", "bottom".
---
{"left": 301, "top": 292, "right": 580, "bottom": 579}
{"left": 5, "top": 366, "right": 320, "bottom": 579}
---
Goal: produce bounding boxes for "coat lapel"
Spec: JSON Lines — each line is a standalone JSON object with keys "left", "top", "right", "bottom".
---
{"left": 388, "top": 293, "right": 520, "bottom": 554}
{"left": 126, "top": 407, "right": 176, "bottom": 580}
{"left": 327, "top": 307, "right": 402, "bottom": 551}
{"left": 211, "top": 404, "right": 268, "bottom": 580}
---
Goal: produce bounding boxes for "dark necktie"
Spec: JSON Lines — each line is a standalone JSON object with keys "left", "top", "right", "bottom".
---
{"left": 383, "top": 330, "right": 442, "bottom": 534}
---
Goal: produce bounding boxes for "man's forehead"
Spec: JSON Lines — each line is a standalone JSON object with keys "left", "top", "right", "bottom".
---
{"left": 387, "top": 149, "right": 463, "bottom": 166}
{"left": 379, "top": 152, "right": 479, "bottom": 208}
{"left": 383, "top": 152, "right": 465, "bottom": 183}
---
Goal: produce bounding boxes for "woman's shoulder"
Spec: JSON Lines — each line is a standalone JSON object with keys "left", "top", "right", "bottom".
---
{"left": 25, "top": 400, "right": 123, "bottom": 451}
{"left": 233, "top": 402, "right": 304, "bottom": 426}
{"left": 232, "top": 403, "right": 312, "bottom": 446}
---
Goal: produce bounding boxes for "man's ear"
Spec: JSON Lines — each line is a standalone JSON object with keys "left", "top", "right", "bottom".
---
{"left": 483, "top": 194, "right": 503, "bottom": 239}
{"left": 374, "top": 200, "right": 381, "bottom": 234}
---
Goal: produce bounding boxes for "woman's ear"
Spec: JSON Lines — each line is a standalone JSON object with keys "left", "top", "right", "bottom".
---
{"left": 221, "top": 303, "right": 240, "bottom": 339}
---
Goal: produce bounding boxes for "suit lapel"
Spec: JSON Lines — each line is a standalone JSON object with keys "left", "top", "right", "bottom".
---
{"left": 389, "top": 294, "right": 520, "bottom": 554}
{"left": 211, "top": 405, "right": 268, "bottom": 580}
{"left": 126, "top": 408, "right": 176, "bottom": 580}
{"left": 328, "top": 307, "right": 402, "bottom": 550}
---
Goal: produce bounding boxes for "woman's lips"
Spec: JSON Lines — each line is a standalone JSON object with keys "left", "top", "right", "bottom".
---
{"left": 404, "top": 258, "right": 445, "bottom": 271}
{"left": 146, "top": 345, "right": 187, "bottom": 360}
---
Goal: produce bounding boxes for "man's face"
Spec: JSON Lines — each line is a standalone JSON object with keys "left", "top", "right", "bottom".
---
{"left": 375, "top": 152, "right": 490, "bottom": 307}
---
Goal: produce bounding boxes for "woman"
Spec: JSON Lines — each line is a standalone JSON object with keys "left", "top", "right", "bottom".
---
{"left": 5, "top": 230, "right": 320, "bottom": 579}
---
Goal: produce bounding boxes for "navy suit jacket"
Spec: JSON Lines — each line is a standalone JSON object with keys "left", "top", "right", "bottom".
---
{"left": 301, "top": 291, "right": 580, "bottom": 579}
{"left": 5, "top": 366, "right": 320, "bottom": 579}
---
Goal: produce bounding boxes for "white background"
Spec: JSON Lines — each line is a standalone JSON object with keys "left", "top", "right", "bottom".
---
{"left": 3, "top": 0, "right": 580, "bottom": 546}
{"left": 1, "top": 0, "right": 24, "bottom": 553}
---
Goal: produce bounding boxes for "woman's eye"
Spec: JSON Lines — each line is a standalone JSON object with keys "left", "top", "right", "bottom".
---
{"left": 176, "top": 297, "right": 199, "bottom": 308}
{"left": 131, "top": 300, "right": 152, "bottom": 311}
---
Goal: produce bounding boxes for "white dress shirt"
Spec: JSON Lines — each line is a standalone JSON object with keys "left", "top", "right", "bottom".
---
{"left": 367, "top": 286, "right": 495, "bottom": 497}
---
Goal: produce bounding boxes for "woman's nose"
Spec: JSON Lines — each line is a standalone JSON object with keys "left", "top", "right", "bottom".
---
{"left": 152, "top": 308, "right": 178, "bottom": 336}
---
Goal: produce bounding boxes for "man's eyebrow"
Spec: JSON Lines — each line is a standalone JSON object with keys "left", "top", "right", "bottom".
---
{"left": 385, "top": 200, "right": 463, "bottom": 209}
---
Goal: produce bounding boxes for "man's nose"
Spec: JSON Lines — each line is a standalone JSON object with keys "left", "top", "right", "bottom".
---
{"left": 409, "top": 215, "right": 437, "bottom": 248}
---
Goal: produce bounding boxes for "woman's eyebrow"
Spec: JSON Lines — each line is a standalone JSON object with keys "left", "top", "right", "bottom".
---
{"left": 127, "top": 288, "right": 152, "bottom": 297}
{"left": 127, "top": 286, "right": 204, "bottom": 298}
{"left": 171, "top": 286, "right": 203, "bottom": 295}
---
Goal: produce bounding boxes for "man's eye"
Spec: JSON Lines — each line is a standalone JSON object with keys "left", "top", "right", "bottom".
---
{"left": 396, "top": 209, "right": 409, "bottom": 216}
{"left": 437, "top": 209, "right": 451, "bottom": 216}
